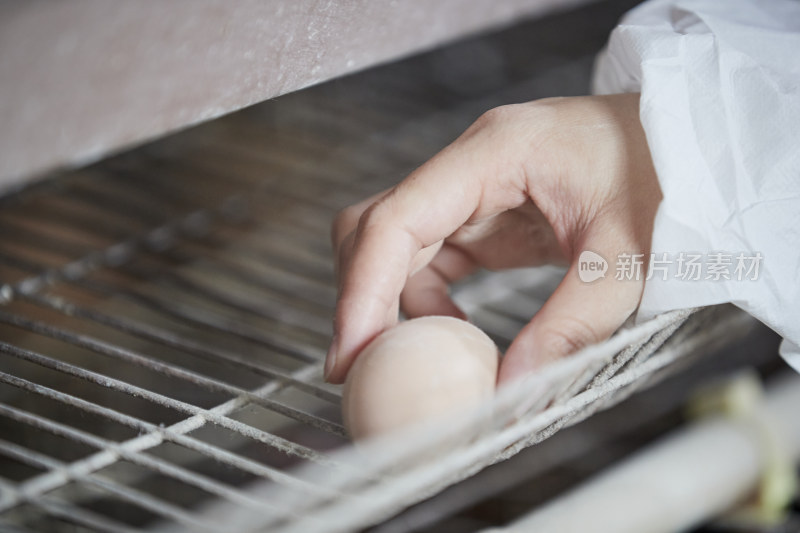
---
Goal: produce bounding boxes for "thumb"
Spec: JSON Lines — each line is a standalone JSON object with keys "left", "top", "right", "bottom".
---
{"left": 497, "top": 246, "right": 644, "bottom": 385}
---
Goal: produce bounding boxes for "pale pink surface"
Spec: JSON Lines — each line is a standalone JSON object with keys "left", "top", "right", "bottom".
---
{"left": 342, "top": 316, "right": 498, "bottom": 441}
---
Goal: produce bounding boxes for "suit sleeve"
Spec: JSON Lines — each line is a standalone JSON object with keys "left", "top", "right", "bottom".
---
{"left": 592, "top": 0, "right": 800, "bottom": 369}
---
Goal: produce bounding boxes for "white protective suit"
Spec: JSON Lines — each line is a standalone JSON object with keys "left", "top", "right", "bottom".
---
{"left": 592, "top": 0, "right": 800, "bottom": 370}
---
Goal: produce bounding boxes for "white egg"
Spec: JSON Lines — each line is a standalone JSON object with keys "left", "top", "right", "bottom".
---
{"left": 342, "top": 316, "right": 499, "bottom": 441}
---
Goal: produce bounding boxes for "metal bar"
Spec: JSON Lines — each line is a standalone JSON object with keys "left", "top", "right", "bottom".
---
{"left": 73, "top": 165, "right": 340, "bottom": 240}
{"left": 21, "top": 292, "right": 339, "bottom": 403}
{"left": 0, "top": 358, "right": 333, "bottom": 524}
{"left": 18, "top": 193, "right": 150, "bottom": 240}
{"left": 0, "top": 519, "right": 30, "bottom": 533}
{"left": 0, "top": 310, "right": 345, "bottom": 436}
{"left": 72, "top": 276, "right": 326, "bottom": 363}
{"left": 65, "top": 176, "right": 332, "bottom": 252}
{"left": 3, "top": 211, "right": 212, "bottom": 298}
{"left": 3, "top": 180, "right": 336, "bottom": 284}
{"left": 160, "top": 247, "right": 336, "bottom": 308}
{"left": 143, "top": 126, "right": 388, "bottom": 193}
{"left": 0, "top": 216, "right": 335, "bottom": 349}
{"left": 102, "top": 166, "right": 236, "bottom": 210}
{"left": 0, "top": 478, "right": 138, "bottom": 533}
{"left": 1, "top": 209, "right": 335, "bottom": 336}
{"left": 0, "top": 404, "right": 281, "bottom": 515}
{"left": 0, "top": 248, "right": 330, "bottom": 365}
{"left": 137, "top": 150, "right": 369, "bottom": 212}
{"left": 0, "top": 181, "right": 248, "bottom": 300}
{"left": 191, "top": 231, "right": 335, "bottom": 281}
{"left": 12, "top": 197, "right": 336, "bottom": 304}
{"left": 587, "top": 313, "right": 693, "bottom": 392}
{"left": 0, "top": 438, "right": 218, "bottom": 532}
{"left": 51, "top": 184, "right": 332, "bottom": 265}
{"left": 122, "top": 265, "right": 333, "bottom": 337}
{"left": 54, "top": 180, "right": 204, "bottom": 237}
{"left": 42, "top": 177, "right": 332, "bottom": 289}
{"left": 0, "top": 252, "right": 47, "bottom": 293}
{"left": 106, "top": 159, "right": 270, "bottom": 208}
{"left": 0, "top": 342, "right": 335, "bottom": 465}
{"left": 68, "top": 174, "right": 200, "bottom": 224}
{"left": 0, "top": 373, "right": 339, "bottom": 497}
{"left": 0, "top": 217, "right": 110, "bottom": 257}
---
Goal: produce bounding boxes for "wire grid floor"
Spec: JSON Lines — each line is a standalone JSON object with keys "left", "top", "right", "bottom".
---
{"left": 0, "top": 2, "right": 753, "bottom": 531}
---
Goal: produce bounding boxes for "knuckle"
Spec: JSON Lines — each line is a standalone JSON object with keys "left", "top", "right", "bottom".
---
{"left": 474, "top": 104, "right": 516, "bottom": 130}
{"left": 332, "top": 207, "right": 355, "bottom": 245}
{"left": 468, "top": 101, "right": 558, "bottom": 159}
{"left": 357, "top": 197, "right": 408, "bottom": 241}
{"left": 539, "top": 316, "right": 600, "bottom": 358}
{"left": 357, "top": 200, "right": 388, "bottom": 231}
{"left": 335, "top": 204, "right": 362, "bottom": 229}
{"left": 333, "top": 201, "right": 380, "bottom": 245}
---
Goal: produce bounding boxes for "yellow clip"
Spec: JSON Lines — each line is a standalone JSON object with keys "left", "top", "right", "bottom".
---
{"left": 686, "top": 370, "right": 797, "bottom": 527}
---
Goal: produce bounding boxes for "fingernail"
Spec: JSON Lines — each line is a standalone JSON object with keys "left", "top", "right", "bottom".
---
{"left": 324, "top": 337, "right": 338, "bottom": 381}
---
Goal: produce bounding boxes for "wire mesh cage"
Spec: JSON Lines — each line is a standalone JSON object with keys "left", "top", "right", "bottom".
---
{"left": 0, "top": 1, "right": 771, "bottom": 531}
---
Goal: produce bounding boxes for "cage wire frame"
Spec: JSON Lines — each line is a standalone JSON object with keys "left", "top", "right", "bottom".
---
{"left": 0, "top": 3, "right": 759, "bottom": 528}
{"left": 195, "top": 306, "right": 755, "bottom": 533}
{"left": 0, "top": 121, "right": 755, "bottom": 532}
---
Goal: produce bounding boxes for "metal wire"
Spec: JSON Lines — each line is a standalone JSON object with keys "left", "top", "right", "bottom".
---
{"left": 0, "top": 373, "right": 336, "bottom": 497}
{"left": 0, "top": 311, "right": 345, "bottom": 436}
{"left": 0, "top": 171, "right": 356, "bottom": 527}
{"left": 0, "top": 5, "right": 753, "bottom": 530}
{"left": 0, "top": 342, "right": 335, "bottom": 464}
{"left": 0, "top": 438, "right": 217, "bottom": 531}
{"left": 21, "top": 292, "right": 338, "bottom": 402}
{"left": 0, "top": 477, "right": 138, "bottom": 533}
{"left": 0, "top": 157, "right": 742, "bottom": 532}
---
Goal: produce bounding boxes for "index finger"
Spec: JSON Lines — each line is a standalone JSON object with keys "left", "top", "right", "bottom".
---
{"left": 324, "top": 113, "right": 529, "bottom": 383}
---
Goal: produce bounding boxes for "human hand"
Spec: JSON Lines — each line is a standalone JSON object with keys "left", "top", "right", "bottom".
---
{"left": 325, "top": 93, "right": 661, "bottom": 385}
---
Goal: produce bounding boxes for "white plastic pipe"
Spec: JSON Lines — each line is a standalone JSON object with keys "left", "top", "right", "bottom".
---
{"left": 494, "top": 373, "right": 800, "bottom": 533}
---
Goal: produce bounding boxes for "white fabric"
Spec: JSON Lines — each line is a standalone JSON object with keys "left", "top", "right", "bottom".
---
{"left": 592, "top": 0, "right": 800, "bottom": 370}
